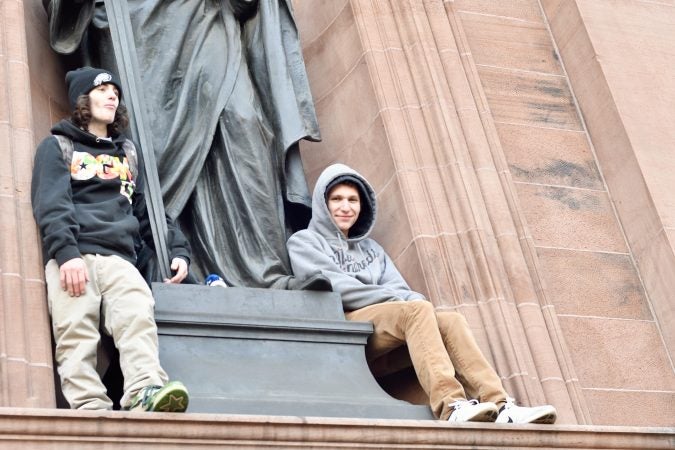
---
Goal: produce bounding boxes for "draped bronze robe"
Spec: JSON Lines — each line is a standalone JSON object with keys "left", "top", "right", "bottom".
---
{"left": 45, "top": 0, "right": 321, "bottom": 287}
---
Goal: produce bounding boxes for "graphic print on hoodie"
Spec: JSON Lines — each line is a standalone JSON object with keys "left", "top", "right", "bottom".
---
{"left": 287, "top": 164, "right": 426, "bottom": 311}
{"left": 70, "top": 150, "right": 135, "bottom": 202}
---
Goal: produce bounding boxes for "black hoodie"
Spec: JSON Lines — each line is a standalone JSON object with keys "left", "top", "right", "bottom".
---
{"left": 31, "top": 119, "right": 190, "bottom": 267}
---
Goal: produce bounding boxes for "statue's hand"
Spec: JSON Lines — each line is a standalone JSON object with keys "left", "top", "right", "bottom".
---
{"left": 230, "top": 0, "right": 259, "bottom": 21}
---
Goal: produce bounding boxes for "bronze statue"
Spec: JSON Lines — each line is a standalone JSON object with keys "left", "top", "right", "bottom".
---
{"left": 45, "top": 0, "right": 324, "bottom": 288}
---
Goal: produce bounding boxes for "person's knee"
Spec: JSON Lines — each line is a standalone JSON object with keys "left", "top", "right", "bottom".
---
{"left": 404, "top": 299, "right": 435, "bottom": 318}
{"left": 437, "top": 311, "right": 470, "bottom": 329}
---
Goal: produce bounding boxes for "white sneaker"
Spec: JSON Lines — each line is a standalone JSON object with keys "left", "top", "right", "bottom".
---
{"left": 495, "top": 398, "right": 557, "bottom": 424}
{"left": 447, "top": 399, "right": 498, "bottom": 422}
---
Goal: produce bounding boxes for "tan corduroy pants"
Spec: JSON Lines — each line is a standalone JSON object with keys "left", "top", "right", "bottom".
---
{"left": 46, "top": 254, "right": 168, "bottom": 410}
{"left": 346, "top": 300, "right": 507, "bottom": 419}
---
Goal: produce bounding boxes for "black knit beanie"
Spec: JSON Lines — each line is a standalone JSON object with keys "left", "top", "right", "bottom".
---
{"left": 65, "top": 67, "right": 123, "bottom": 110}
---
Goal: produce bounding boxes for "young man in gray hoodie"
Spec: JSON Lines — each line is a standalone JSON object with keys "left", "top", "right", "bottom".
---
{"left": 287, "top": 163, "right": 557, "bottom": 423}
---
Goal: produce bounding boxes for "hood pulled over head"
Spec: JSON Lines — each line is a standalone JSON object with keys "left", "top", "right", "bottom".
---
{"left": 309, "top": 163, "right": 376, "bottom": 241}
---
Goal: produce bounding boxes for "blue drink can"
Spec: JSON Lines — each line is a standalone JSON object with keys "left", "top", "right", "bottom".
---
{"left": 205, "top": 274, "right": 227, "bottom": 288}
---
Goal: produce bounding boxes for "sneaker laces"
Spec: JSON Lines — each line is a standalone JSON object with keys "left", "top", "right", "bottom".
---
{"left": 136, "top": 385, "right": 162, "bottom": 409}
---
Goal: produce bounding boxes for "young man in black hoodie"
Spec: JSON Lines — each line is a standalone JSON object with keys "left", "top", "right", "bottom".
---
{"left": 288, "top": 164, "right": 558, "bottom": 424}
{"left": 31, "top": 67, "right": 190, "bottom": 412}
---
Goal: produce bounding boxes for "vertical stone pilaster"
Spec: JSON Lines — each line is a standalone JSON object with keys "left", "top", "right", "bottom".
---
{"left": 0, "top": 0, "right": 55, "bottom": 408}
{"left": 440, "top": 0, "right": 590, "bottom": 424}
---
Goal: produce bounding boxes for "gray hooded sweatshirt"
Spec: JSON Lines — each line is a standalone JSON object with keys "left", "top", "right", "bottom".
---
{"left": 287, "top": 164, "right": 425, "bottom": 311}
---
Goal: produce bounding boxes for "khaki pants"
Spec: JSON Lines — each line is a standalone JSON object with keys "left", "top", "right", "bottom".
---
{"left": 346, "top": 300, "right": 507, "bottom": 419}
{"left": 46, "top": 254, "right": 168, "bottom": 409}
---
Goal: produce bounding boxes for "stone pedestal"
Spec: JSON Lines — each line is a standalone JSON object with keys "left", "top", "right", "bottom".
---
{"left": 152, "top": 283, "right": 433, "bottom": 419}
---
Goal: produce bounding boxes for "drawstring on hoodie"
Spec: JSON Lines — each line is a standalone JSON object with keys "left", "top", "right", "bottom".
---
{"left": 357, "top": 242, "right": 364, "bottom": 259}
{"left": 334, "top": 230, "right": 375, "bottom": 282}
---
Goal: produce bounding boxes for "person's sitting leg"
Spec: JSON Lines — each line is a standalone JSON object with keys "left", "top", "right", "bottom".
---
{"left": 346, "top": 300, "right": 497, "bottom": 421}
{"left": 436, "top": 311, "right": 557, "bottom": 424}
{"left": 436, "top": 311, "right": 507, "bottom": 405}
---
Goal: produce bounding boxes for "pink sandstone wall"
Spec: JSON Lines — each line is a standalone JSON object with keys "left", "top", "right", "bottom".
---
{"left": 24, "top": 0, "right": 69, "bottom": 139}
{"left": 3, "top": 0, "right": 673, "bottom": 429}
{"left": 458, "top": 0, "right": 674, "bottom": 427}
{"left": 293, "top": 0, "right": 674, "bottom": 426}
{"left": 540, "top": 0, "right": 675, "bottom": 417}
{"left": 455, "top": 0, "right": 674, "bottom": 426}
{"left": 0, "top": 0, "right": 56, "bottom": 408}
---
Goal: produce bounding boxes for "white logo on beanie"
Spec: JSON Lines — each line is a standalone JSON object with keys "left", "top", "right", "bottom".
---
{"left": 93, "top": 73, "right": 113, "bottom": 86}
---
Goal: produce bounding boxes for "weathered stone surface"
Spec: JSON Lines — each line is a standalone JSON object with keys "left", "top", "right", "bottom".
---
{"left": 540, "top": 0, "right": 675, "bottom": 362}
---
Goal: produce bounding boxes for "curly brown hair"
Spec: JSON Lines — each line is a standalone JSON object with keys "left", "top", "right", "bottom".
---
{"left": 72, "top": 94, "right": 129, "bottom": 136}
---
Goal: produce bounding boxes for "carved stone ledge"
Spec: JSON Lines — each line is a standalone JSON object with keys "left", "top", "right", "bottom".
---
{"left": 0, "top": 408, "right": 673, "bottom": 449}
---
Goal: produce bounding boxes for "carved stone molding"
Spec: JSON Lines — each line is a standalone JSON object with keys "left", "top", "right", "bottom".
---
{"left": 1, "top": 408, "right": 673, "bottom": 449}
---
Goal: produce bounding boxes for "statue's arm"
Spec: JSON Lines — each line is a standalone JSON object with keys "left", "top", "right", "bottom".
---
{"left": 44, "top": 0, "right": 96, "bottom": 54}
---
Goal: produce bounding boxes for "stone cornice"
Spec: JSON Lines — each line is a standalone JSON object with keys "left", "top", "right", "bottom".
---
{"left": 0, "top": 408, "right": 673, "bottom": 449}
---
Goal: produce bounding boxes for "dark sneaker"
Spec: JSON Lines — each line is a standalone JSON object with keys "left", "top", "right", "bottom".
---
{"left": 495, "top": 397, "right": 557, "bottom": 424}
{"left": 125, "top": 381, "right": 189, "bottom": 413}
{"left": 447, "top": 399, "right": 498, "bottom": 422}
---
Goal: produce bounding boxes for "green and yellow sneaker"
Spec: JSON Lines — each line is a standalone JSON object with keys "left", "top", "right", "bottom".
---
{"left": 125, "top": 381, "right": 189, "bottom": 413}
